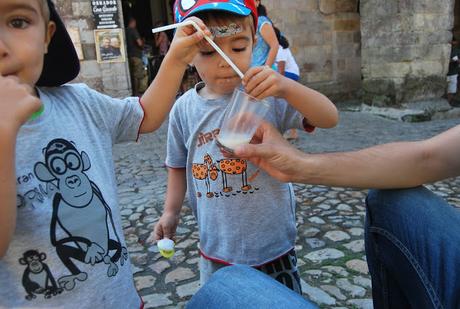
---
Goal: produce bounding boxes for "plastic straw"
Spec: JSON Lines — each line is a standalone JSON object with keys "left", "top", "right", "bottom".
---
{"left": 152, "top": 20, "right": 244, "bottom": 79}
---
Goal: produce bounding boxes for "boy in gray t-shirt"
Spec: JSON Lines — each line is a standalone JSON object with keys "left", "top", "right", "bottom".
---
{"left": 152, "top": 0, "right": 338, "bottom": 293}
{"left": 0, "top": 0, "right": 211, "bottom": 307}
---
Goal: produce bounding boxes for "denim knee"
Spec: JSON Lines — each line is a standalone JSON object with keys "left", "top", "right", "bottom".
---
{"left": 366, "top": 187, "right": 432, "bottom": 228}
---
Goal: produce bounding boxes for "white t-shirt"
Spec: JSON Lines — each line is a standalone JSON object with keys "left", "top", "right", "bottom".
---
{"left": 276, "top": 47, "right": 300, "bottom": 76}
{"left": 0, "top": 84, "right": 144, "bottom": 308}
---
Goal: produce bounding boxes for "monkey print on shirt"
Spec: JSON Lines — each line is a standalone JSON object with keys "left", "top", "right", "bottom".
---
{"left": 19, "top": 250, "right": 63, "bottom": 300}
{"left": 18, "top": 138, "right": 128, "bottom": 298}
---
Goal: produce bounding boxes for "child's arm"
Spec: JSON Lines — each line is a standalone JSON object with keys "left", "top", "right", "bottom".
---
{"left": 260, "top": 23, "right": 279, "bottom": 67}
{"left": 243, "top": 67, "right": 339, "bottom": 129}
{"left": 0, "top": 76, "right": 41, "bottom": 257}
{"left": 139, "top": 18, "right": 211, "bottom": 133}
{"left": 149, "top": 168, "right": 187, "bottom": 242}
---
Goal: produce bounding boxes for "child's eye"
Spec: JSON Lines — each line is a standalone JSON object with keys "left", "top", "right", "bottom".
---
{"left": 233, "top": 47, "right": 247, "bottom": 53}
{"left": 9, "top": 18, "right": 30, "bottom": 29}
{"left": 200, "top": 50, "right": 215, "bottom": 56}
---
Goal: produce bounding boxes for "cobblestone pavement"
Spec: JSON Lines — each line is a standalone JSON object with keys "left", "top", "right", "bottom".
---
{"left": 114, "top": 111, "right": 460, "bottom": 308}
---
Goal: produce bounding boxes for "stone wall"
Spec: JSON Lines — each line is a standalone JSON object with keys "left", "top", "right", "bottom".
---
{"left": 360, "top": 0, "right": 454, "bottom": 106}
{"left": 263, "top": 0, "right": 361, "bottom": 102}
{"left": 55, "top": 0, "right": 131, "bottom": 98}
{"left": 55, "top": 0, "right": 456, "bottom": 105}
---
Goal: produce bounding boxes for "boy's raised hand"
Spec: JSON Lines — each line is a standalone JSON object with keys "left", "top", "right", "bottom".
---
{"left": 167, "top": 17, "right": 212, "bottom": 67}
{"left": 0, "top": 74, "right": 41, "bottom": 131}
{"left": 242, "top": 66, "right": 288, "bottom": 100}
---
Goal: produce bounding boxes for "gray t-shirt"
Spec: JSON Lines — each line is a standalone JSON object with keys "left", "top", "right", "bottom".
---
{"left": 0, "top": 84, "right": 144, "bottom": 308}
{"left": 166, "top": 83, "right": 305, "bottom": 266}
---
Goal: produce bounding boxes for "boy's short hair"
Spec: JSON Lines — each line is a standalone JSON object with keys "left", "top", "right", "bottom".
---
{"left": 36, "top": 0, "right": 80, "bottom": 87}
{"left": 174, "top": 0, "right": 258, "bottom": 30}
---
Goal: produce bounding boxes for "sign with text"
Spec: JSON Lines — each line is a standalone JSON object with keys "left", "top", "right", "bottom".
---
{"left": 91, "top": 0, "right": 120, "bottom": 29}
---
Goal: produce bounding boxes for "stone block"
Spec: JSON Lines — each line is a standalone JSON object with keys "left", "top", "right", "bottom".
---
{"left": 336, "top": 32, "right": 354, "bottom": 44}
{"left": 410, "top": 61, "right": 444, "bottom": 77}
{"left": 71, "top": 2, "right": 92, "bottom": 16}
{"left": 369, "top": 62, "right": 411, "bottom": 78}
{"left": 334, "top": 18, "right": 360, "bottom": 31}
{"left": 336, "top": 0, "right": 359, "bottom": 12}
{"left": 399, "top": 75, "right": 445, "bottom": 103}
{"left": 305, "top": 45, "right": 333, "bottom": 64}
{"left": 79, "top": 60, "right": 101, "bottom": 79}
{"left": 319, "top": 0, "right": 336, "bottom": 14}
{"left": 81, "top": 43, "right": 97, "bottom": 60}
{"left": 302, "top": 63, "right": 317, "bottom": 72}
{"left": 306, "top": 71, "right": 333, "bottom": 83}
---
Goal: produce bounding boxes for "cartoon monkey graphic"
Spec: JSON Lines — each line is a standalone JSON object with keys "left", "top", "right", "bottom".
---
{"left": 19, "top": 250, "right": 63, "bottom": 300}
{"left": 34, "top": 139, "right": 128, "bottom": 291}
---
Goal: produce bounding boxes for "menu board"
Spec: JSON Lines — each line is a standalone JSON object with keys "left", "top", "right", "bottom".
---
{"left": 91, "top": 0, "right": 120, "bottom": 29}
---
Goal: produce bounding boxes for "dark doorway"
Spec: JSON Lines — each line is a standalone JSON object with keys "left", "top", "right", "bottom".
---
{"left": 122, "top": 0, "right": 175, "bottom": 86}
{"left": 454, "top": 0, "right": 460, "bottom": 39}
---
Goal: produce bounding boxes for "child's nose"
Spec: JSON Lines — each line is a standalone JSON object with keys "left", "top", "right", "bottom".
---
{"left": 218, "top": 56, "right": 230, "bottom": 68}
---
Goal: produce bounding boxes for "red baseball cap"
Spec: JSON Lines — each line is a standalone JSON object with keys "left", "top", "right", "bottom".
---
{"left": 174, "top": 0, "right": 258, "bottom": 29}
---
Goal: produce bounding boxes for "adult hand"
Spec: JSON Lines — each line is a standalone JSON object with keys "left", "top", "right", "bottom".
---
{"left": 233, "top": 121, "right": 305, "bottom": 183}
{"left": 167, "top": 17, "right": 211, "bottom": 67}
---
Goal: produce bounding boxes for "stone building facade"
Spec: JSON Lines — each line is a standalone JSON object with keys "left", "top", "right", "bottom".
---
{"left": 266, "top": 0, "right": 457, "bottom": 106}
{"left": 59, "top": 0, "right": 458, "bottom": 106}
{"left": 56, "top": 0, "right": 132, "bottom": 98}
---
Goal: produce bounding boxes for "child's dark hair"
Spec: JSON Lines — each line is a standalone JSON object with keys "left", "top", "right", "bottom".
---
{"left": 274, "top": 27, "right": 289, "bottom": 49}
{"left": 193, "top": 10, "right": 255, "bottom": 36}
{"left": 257, "top": 4, "right": 268, "bottom": 17}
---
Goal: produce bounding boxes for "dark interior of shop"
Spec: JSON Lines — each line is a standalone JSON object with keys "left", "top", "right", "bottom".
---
{"left": 121, "top": 0, "right": 200, "bottom": 93}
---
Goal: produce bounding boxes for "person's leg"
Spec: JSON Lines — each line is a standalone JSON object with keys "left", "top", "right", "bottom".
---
{"left": 187, "top": 265, "right": 318, "bottom": 309}
{"left": 447, "top": 74, "right": 458, "bottom": 105}
{"left": 365, "top": 187, "right": 460, "bottom": 309}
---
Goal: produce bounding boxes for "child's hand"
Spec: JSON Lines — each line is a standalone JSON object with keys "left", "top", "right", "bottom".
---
{"left": 167, "top": 17, "right": 211, "bottom": 67}
{"left": 0, "top": 75, "right": 41, "bottom": 131}
{"left": 242, "top": 66, "right": 288, "bottom": 100}
{"left": 148, "top": 211, "right": 180, "bottom": 243}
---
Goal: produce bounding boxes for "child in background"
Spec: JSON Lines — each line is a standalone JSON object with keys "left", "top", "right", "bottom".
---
{"left": 447, "top": 36, "right": 460, "bottom": 106}
{"left": 152, "top": 0, "right": 338, "bottom": 293}
{"left": 274, "top": 26, "right": 301, "bottom": 140}
{"left": 0, "top": 0, "right": 210, "bottom": 307}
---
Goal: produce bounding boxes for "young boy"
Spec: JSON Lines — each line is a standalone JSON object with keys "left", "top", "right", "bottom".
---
{"left": 153, "top": 0, "right": 338, "bottom": 293}
{"left": 0, "top": 0, "right": 210, "bottom": 307}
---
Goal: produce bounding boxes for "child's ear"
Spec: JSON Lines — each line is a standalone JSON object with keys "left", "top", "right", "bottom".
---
{"left": 44, "top": 21, "right": 57, "bottom": 54}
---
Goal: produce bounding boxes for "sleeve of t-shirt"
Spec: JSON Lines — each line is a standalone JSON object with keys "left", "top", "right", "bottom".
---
{"left": 72, "top": 84, "right": 144, "bottom": 144}
{"left": 165, "top": 101, "right": 188, "bottom": 168}
{"left": 272, "top": 97, "right": 315, "bottom": 133}
{"left": 258, "top": 16, "right": 272, "bottom": 31}
{"left": 276, "top": 47, "right": 288, "bottom": 62}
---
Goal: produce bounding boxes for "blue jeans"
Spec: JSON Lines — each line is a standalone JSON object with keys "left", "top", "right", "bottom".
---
{"left": 187, "top": 265, "right": 318, "bottom": 309}
{"left": 365, "top": 187, "right": 460, "bottom": 309}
